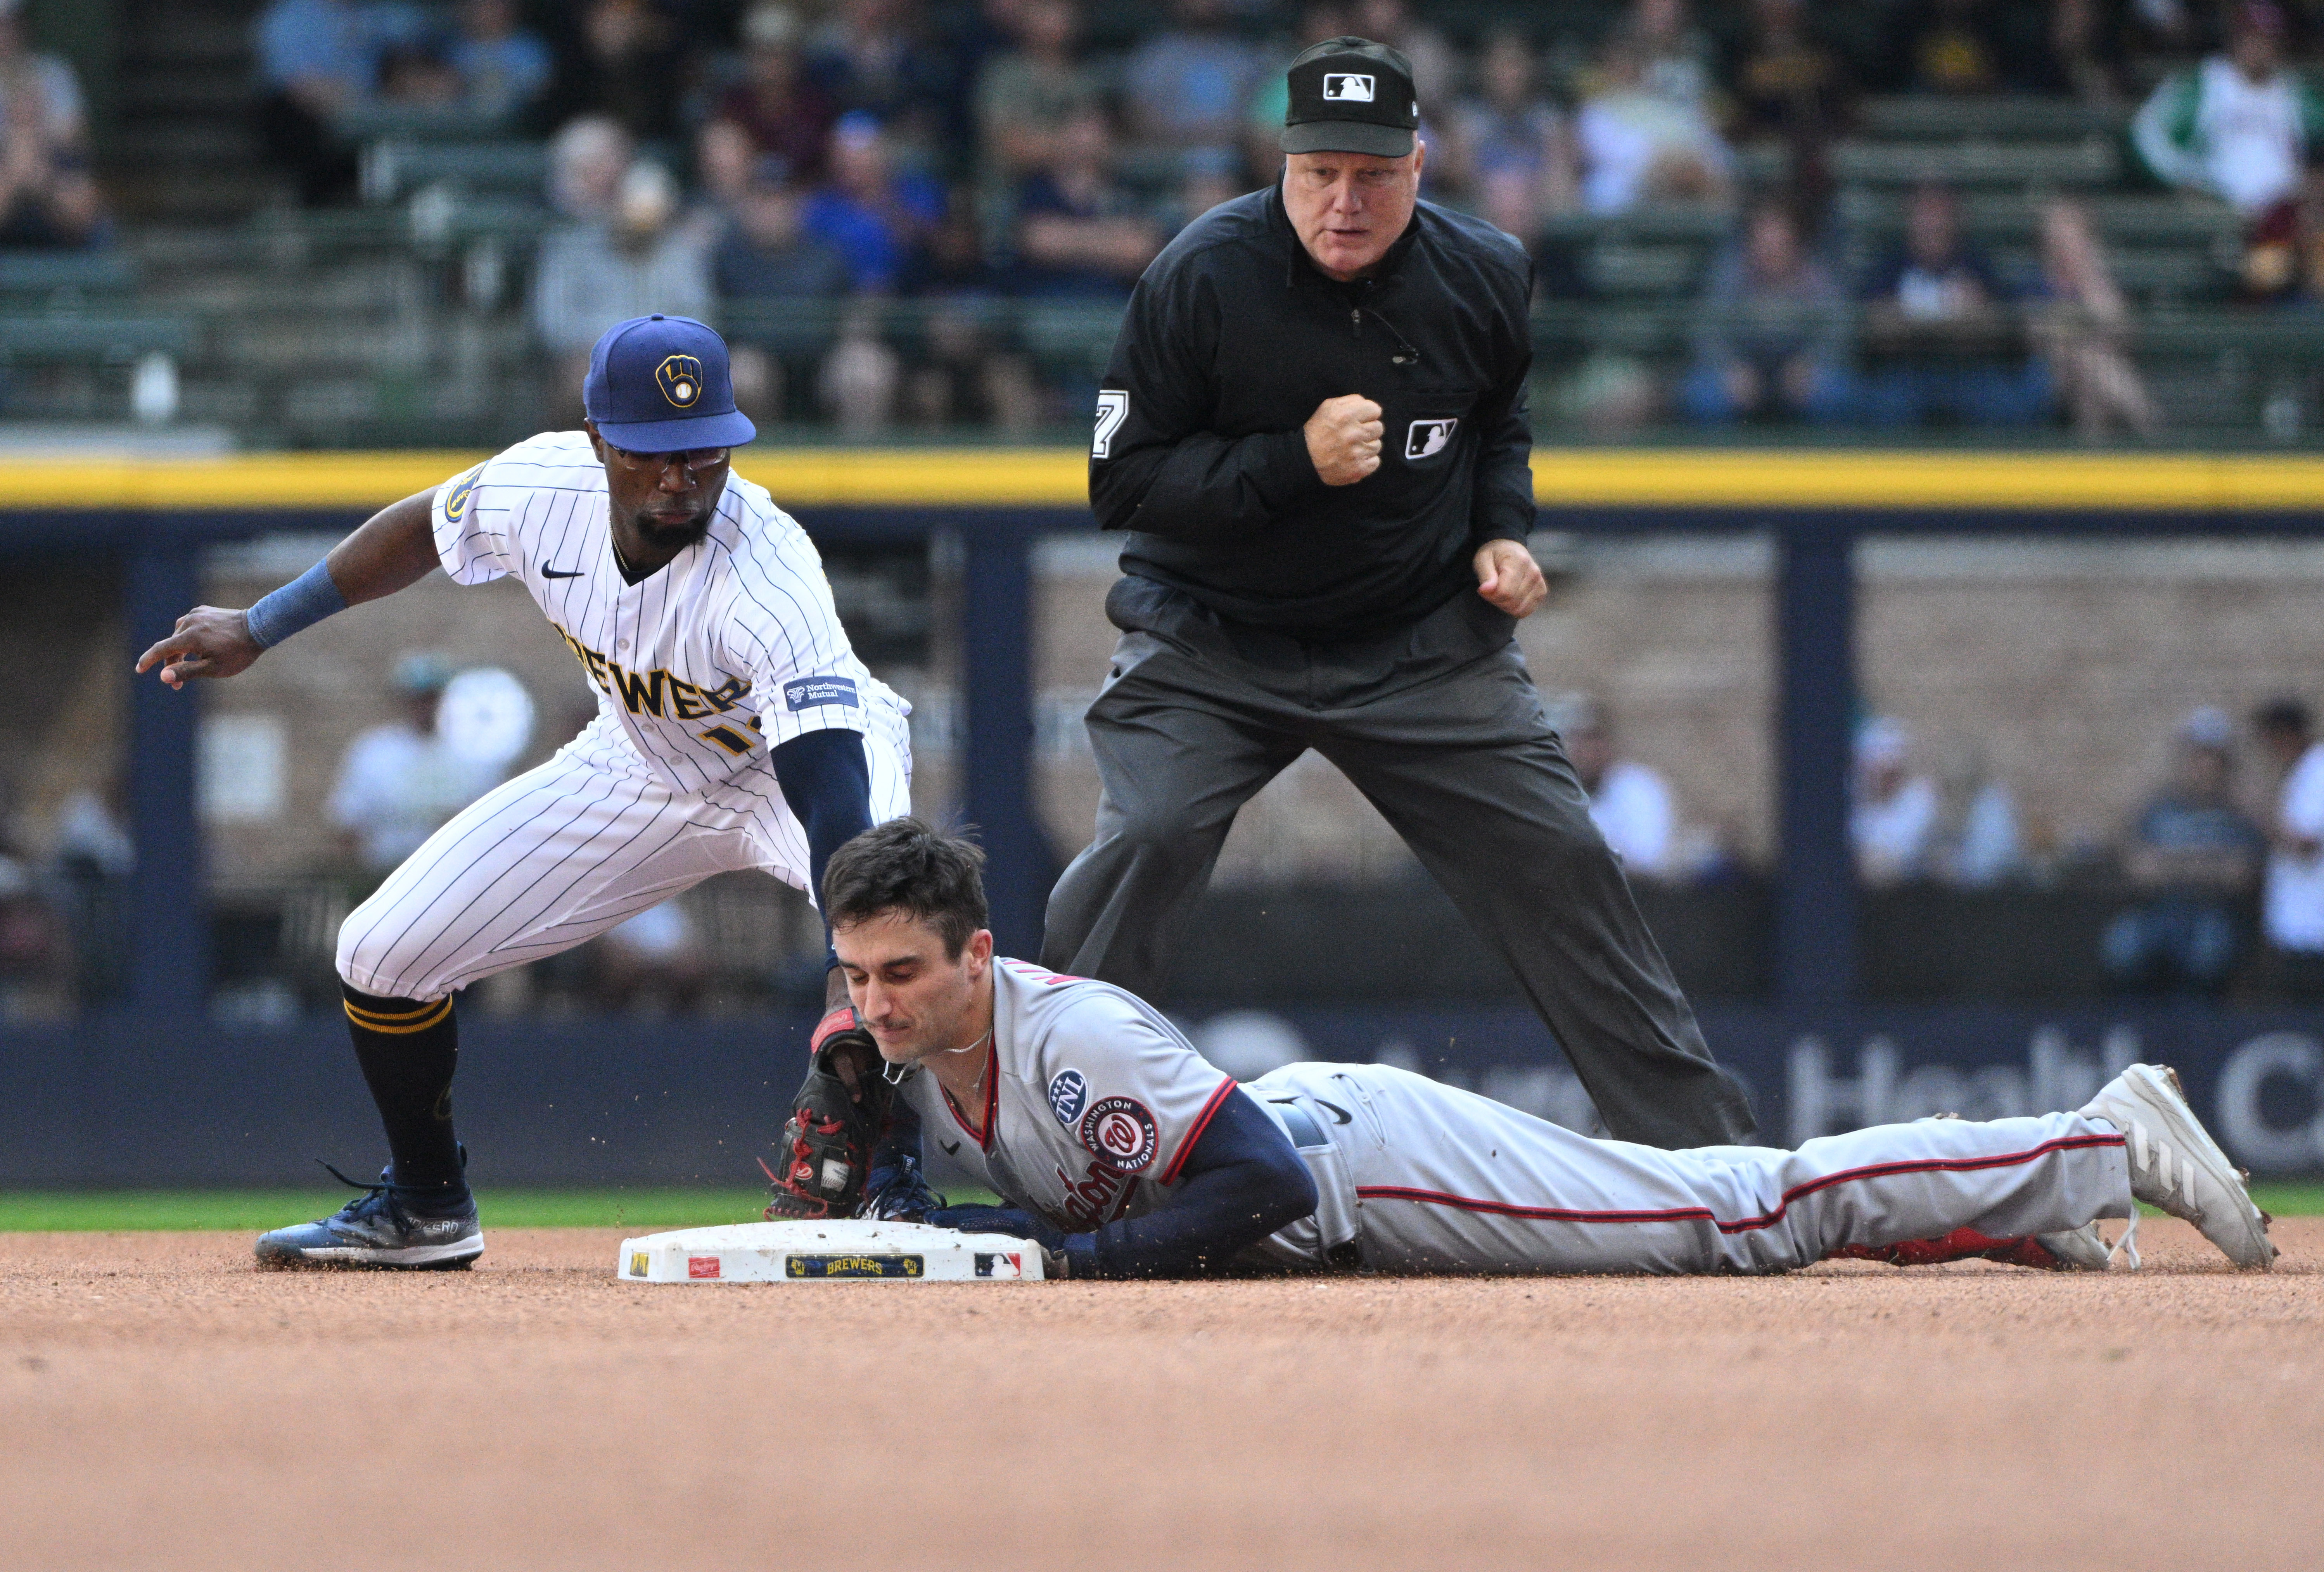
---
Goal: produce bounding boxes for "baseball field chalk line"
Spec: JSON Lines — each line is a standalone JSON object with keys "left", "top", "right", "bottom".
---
{"left": 617, "top": 1220, "right": 1046, "bottom": 1283}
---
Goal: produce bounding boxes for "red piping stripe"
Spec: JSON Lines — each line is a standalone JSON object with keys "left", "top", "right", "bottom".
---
{"left": 982, "top": 1049, "right": 999, "bottom": 1150}
{"left": 1354, "top": 1133, "right": 2125, "bottom": 1235}
{"left": 1158, "top": 1075, "right": 1239, "bottom": 1185}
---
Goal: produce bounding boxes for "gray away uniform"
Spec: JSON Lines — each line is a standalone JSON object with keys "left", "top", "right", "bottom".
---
{"left": 916, "top": 960, "right": 2136, "bottom": 1275}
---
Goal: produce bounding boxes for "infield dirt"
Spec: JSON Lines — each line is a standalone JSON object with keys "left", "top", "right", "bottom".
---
{"left": 3, "top": 1219, "right": 2318, "bottom": 1570}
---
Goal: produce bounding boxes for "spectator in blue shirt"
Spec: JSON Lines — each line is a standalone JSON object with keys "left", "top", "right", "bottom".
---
{"left": 1858, "top": 180, "right": 2051, "bottom": 427}
{"left": 716, "top": 168, "right": 854, "bottom": 423}
{"left": 253, "top": 0, "right": 424, "bottom": 204}
{"left": 1013, "top": 109, "right": 1162, "bottom": 299}
{"left": 448, "top": 0, "right": 551, "bottom": 124}
{"left": 800, "top": 112, "right": 943, "bottom": 292}
{"left": 1681, "top": 199, "right": 1852, "bottom": 423}
{"left": 2103, "top": 707, "right": 2269, "bottom": 997}
{"left": 1124, "top": 0, "right": 1262, "bottom": 167}
{"left": 803, "top": 0, "right": 963, "bottom": 161}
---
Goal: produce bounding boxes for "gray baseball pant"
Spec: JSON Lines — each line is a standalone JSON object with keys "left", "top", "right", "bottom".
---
{"left": 1249, "top": 1062, "right": 2133, "bottom": 1275}
{"left": 1041, "top": 577, "right": 1758, "bottom": 1149}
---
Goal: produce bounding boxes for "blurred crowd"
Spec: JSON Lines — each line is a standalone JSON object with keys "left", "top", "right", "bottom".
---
{"left": 0, "top": 0, "right": 107, "bottom": 249}
{"left": 1843, "top": 698, "right": 2324, "bottom": 998}
{"left": 224, "top": 0, "right": 2324, "bottom": 434}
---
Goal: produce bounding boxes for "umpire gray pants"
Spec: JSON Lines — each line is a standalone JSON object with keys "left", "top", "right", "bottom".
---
{"left": 1042, "top": 576, "right": 1757, "bottom": 1149}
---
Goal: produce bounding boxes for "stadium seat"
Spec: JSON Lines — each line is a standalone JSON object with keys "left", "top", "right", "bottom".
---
{"left": 359, "top": 139, "right": 551, "bottom": 206}
{"left": 1828, "top": 138, "right": 2122, "bottom": 188}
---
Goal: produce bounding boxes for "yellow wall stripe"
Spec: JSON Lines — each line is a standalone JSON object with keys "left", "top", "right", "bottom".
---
{"left": 1, "top": 447, "right": 2321, "bottom": 512}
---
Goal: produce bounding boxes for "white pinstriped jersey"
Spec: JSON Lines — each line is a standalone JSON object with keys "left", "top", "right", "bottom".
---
{"left": 430, "top": 430, "right": 904, "bottom": 797}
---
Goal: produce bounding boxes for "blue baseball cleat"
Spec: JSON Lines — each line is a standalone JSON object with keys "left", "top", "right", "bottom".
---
{"left": 255, "top": 1162, "right": 484, "bottom": 1270}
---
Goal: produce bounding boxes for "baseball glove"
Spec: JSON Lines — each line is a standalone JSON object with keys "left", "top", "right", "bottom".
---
{"left": 763, "top": 1006, "right": 894, "bottom": 1220}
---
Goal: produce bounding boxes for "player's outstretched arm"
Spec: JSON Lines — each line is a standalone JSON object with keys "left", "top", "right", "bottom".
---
{"left": 135, "top": 489, "right": 440, "bottom": 688}
{"left": 931, "top": 1088, "right": 1318, "bottom": 1278}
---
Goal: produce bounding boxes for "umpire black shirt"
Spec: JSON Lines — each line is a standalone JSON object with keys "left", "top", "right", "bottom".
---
{"left": 1089, "top": 177, "right": 1536, "bottom": 640}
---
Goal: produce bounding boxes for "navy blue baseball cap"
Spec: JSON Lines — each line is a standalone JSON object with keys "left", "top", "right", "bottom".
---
{"left": 583, "top": 314, "right": 757, "bottom": 451}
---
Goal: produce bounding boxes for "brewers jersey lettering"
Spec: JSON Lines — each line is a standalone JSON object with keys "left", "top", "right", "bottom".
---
{"left": 433, "top": 430, "right": 889, "bottom": 791}
{"left": 923, "top": 960, "right": 2133, "bottom": 1275}
{"left": 337, "top": 432, "right": 913, "bottom": 1002}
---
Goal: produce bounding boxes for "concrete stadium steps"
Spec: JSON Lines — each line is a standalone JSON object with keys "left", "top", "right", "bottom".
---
{"left": 106, "top": 0, "right": 282, "bottom": 224}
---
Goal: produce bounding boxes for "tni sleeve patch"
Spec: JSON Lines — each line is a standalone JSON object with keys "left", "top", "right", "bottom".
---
{"left": 784, "top": 676, "right": 860, "bottom": 711}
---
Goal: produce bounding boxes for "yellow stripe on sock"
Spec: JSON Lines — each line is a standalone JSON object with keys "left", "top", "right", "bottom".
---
{"left": 343, "top": 995, "right": 446, "bottom": 1025}
{"left": 344, "top": 997, "right": 452, "bottom": 1034}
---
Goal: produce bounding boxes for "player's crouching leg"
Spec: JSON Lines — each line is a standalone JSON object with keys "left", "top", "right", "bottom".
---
{"left": 250, "top": 913, "right": 482, "bottom": 1269}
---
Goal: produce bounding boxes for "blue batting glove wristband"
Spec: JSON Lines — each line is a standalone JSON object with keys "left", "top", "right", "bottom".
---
{"left": 243, "top": 558, "right": 348, "bottom": 650}
{"left": 928, "top": 1204, "right": 1065, "bottom": 1250}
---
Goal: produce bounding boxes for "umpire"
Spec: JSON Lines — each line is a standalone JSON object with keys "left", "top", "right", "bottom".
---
{"left": 1043, "top": 37, "right": 1755, "bottom": 1148}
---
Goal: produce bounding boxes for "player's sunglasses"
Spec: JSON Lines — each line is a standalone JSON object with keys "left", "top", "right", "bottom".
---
{"left": 607, "top": 444, "right": 730, "bottom": 479}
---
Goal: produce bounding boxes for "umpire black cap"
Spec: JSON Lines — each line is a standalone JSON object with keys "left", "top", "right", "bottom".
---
{"left": 1280, "top": 36, "right": 1418, "bottom": 158}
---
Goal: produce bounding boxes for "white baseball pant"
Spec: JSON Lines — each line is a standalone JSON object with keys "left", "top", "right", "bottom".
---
{"left": 1247, "top": 1062, "right": 2134, "bottom": 1275}
{"left": 337, "top": 708, "right": 912, "bottom": 1002}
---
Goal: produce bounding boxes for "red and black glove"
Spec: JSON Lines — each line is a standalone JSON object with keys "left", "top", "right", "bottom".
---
{"left": 763, "top": 1007, "right": 893, "bottom": 1220}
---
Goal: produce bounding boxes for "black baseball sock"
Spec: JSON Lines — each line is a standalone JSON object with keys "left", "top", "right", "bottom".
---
{"left": 341, "top": 982, "right": 468, "bottom": 1207}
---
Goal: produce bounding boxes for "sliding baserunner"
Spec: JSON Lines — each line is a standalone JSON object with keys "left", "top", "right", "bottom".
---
{"left": 767, "top": 818, "right": 2276, "bottom": 1279}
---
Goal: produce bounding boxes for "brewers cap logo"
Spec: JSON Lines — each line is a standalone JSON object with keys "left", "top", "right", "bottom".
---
{"left": 656, "top": 353, "right": 705, "bottom": 408}
{"left": 1079, "top": 1095, "right": 1159, "bottom": 1173}
{"left": 1322, "top": 73, "right": 1375, "bottom": 102}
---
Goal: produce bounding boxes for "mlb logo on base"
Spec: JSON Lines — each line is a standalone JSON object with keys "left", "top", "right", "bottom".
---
{"left": 1321, "top": 73, "right": 1374, "bottom": 102}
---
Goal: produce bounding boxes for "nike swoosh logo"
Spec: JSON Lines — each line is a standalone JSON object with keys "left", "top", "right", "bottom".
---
{"left": 940, "top": 1140, "right": 961, "bottom": 1155}
{"left": 1316, "top": 1100, "right": 1352, "bottom": 1125}
{"left": 541, "top": 566, "right": 584, "bottom": 579}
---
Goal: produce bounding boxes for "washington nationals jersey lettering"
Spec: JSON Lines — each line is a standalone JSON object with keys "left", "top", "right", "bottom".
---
{"left": 896, "top": 959, "right": 1236, "bottom": 1234}
{"left": 431, "top": 431, "right": 899, "bottom": 797}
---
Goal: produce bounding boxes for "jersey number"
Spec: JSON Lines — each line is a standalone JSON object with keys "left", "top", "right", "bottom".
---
{"left": 1092, "top": 390, "right": 1128, "bottom": 459}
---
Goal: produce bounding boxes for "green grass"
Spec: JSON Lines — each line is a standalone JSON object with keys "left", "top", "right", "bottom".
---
{"left": 2, "top": 1184, "right": 2317, "bottom": 1233}
{"left": 0, "top": 1189, "right": 774, "bottom": 1232}
{"left": 2250, "top": 1183, "right": 2324, "bottom": 1218}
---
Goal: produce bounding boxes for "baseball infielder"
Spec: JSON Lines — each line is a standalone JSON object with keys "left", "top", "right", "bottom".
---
{"left": 789, "top": 819, "right": 2276, "bottom": 1278}
{"left": 137, "top": 316, "right": 911, "bottom": 1269}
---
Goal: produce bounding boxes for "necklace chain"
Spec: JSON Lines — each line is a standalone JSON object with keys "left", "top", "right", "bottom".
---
{"left": 939, "top": 1028, "right": 993, "bottom": 1090}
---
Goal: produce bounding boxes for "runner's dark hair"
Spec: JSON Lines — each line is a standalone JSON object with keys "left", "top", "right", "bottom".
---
{"left": 821, "top": 817, "right": 989, "bottom": 957}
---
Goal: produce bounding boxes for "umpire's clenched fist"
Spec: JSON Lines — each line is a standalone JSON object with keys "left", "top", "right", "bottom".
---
{"left": 1304, "top": 394, "right": 1383, "bottom": 486}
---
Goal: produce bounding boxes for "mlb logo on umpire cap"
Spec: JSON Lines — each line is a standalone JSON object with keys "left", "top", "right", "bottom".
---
{"left": 1282, "top": 36, "right": 1417, "bottom": 157}
{"left": 584, "top": 315, "right": 757, "bottom": 452}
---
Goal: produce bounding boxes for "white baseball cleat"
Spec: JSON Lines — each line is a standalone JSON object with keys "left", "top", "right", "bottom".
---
{"left": 2033, "top": 1222, "right": 2127, "bottom": 1271}
{"left": 2079, "top": 1064, "right": 2276, "bottom": 1270}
